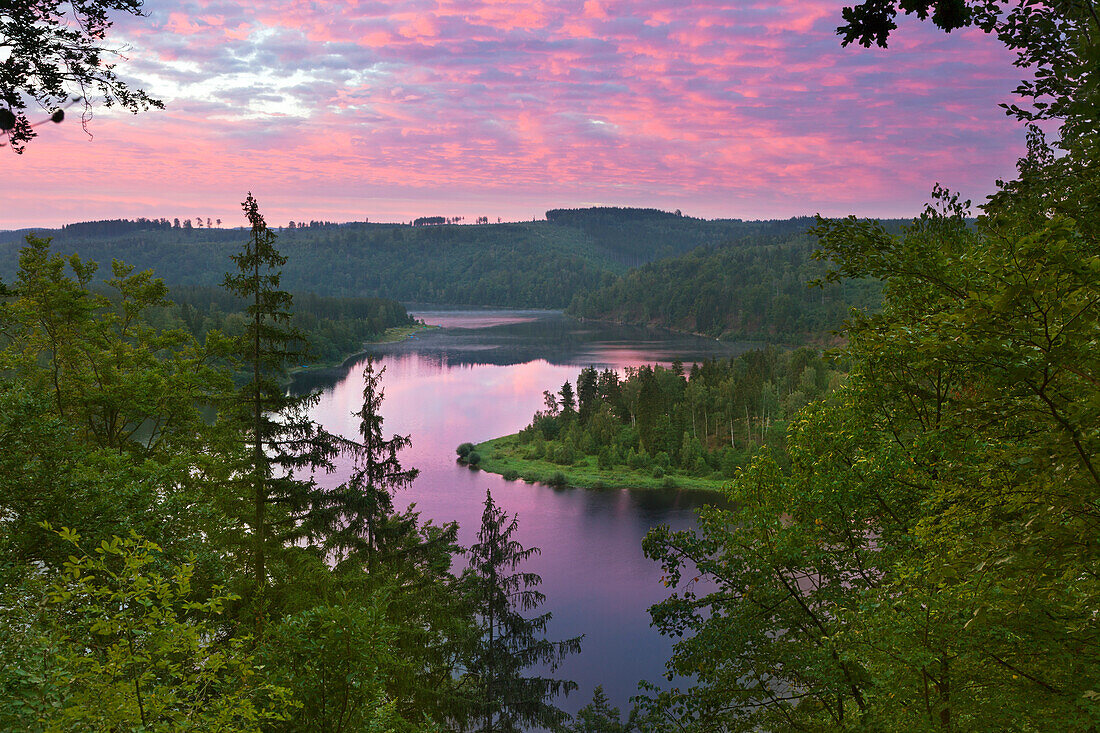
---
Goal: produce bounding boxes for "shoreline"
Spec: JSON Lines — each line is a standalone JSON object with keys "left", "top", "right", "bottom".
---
{"left": 567, "top": 313, "right": 845, "bottom": 348}
{"left": 289, "top": 323, "right": 441, "bottom": 376}
{"left": 473, "top": 433, "right": 732, "bottom": 493}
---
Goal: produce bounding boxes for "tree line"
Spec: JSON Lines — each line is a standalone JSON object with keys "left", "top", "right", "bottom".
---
{"left": 167, "top": 284, "right": 415, "bottom": 367}
{"left": 507, "top": 349, "right": 842, "bottom": 485}
{"left": 1, "top": 212, "right": 881, "bottom": 319}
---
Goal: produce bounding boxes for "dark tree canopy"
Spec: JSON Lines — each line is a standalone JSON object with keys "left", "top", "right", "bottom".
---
{"left": 0, "top": 0, "right": 162, "bottom": 152}
{"left": 838, "top": 0, "right": 973, "bottom": 47}
{"left": 839, "top": 0, "right": 1096, "bottom": 125}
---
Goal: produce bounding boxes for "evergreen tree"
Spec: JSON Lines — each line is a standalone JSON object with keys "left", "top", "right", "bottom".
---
{"left": 576, "top": 366, "right": 599, "bottom": 422}
{"left": 221, "top": 192, "right": 339, "bottom": 635}
{"left": 634, "top": 366, "right": 662, "bottom": 454}
{"left": 464, "top": 489, "right": 582, "bottom": 732}
{"left": 307, "top": 356, "right": 418, "bottom": 568}
{"left": 558, "top": 381, "right": 577, "bottom": 417}
{"left": 570, "top": 686, "right": 631, "bottom": 733}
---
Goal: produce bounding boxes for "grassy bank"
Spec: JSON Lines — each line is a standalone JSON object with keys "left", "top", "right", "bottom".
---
{"left": 372, "top": 323, "right": 441, "bottom": 344}
{"left": 290, "top": 323, "right": 440, "bottom": 376}
{"left": 473, "top": 433, "right": 731, "bottom": 492}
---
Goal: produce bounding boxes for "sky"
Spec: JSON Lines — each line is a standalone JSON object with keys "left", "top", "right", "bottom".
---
{"left": 1, "top": 0, "right": 1029, "bottom": 228}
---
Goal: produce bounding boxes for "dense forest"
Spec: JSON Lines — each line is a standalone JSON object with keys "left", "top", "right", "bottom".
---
{"left": 0, "top": 213, "right": 890, "bottom": 314}
{"left": 566, "top": 235, "right": 884, "bottom": 342}
{"left": 166, "top": 285, "right": 415, "bottom": 367}
{"left": 472, "top": 349, "right": 843, "bottom": 489}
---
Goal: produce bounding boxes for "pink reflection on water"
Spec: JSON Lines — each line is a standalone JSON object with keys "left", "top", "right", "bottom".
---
{"left": 411, "top": 308, "right": 553, "bottom": 330}
{"left": 306, "top": 330, "right": 723, "bottom": 719}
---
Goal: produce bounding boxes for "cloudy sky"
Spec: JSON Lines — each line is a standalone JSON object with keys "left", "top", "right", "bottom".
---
{"left": 2, "top": 0, "right": 1026, "bottom": 228}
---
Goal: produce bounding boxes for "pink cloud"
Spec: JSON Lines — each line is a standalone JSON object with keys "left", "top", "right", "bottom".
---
{"left": 0, "top": 0, "right": 1031, "bottom": 228}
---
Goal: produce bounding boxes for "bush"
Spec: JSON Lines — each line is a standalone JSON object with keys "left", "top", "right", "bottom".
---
{"left": 719, "top": 447, "right": 743, "bottom": 478}
{"left": 550, "top": 443, "right": 577, "bottom": 465}
{"left": 547, "top": 471, "right": 568, "bottom": 488}
{"left": 456, "top": 442, "right": 475, "bottom": 459}
{"left": 627, "top": 449, "right": 649, "bottom": 470}
{"left": 597, "top": 446, "right": 614, "bottom": 470}
{"left": 662, "top": 476, "right": 677, "bottom": 489}
{"left": 502, "top": 469, "right": 519, "bottom": 481}
{"left": 466, "top": 451, "right": 481, "bottom": 466}
{"left": 651, "top": 465, "right": 665, "bottom": 479}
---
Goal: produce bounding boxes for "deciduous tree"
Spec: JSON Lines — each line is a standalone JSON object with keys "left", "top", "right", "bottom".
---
{"left": 0, "top": 0, "right": 162, "bottom": 152}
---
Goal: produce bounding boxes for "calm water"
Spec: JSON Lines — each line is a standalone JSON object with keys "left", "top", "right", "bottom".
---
{"left": 295, "top": 309, "right": 748, "bottom": 720}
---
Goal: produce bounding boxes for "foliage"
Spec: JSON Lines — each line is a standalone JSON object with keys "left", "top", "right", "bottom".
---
{"left": 0, "top": 235, "right": 230, "bottom": 579}
{"left": 1, "top": 235, "right": 223, "bottom": 456}
{"left": 219, "top": 193, "right": 343, "bottom": 633}
{"left": 263, "top": 602, "right": 415, "bottom": 733}
{"left": 0, "top": 527, "right": 292, "bottom": 731}
{"left": 0, "top": 0, "right": 162, "bottom": 152}
{"left": 640, "top": 187, "right": 1100, "bottom": 730}
{"left": 172, "top": 285, "right": 414, "bottom": 366}
{"left": 509, "top": 350, "right": 840, "bottom": 487}
{"left": 306, "top": 357, "right": 419, "bottom": 567}
{"left": 569, "top": 686, "right": 632, "bottom": 733}
{"left": 0, "top": 213, "right": 865, "bottom": 310}
{"left": 567, "top": 235, "right": 884, "bottom": 342}
{"left": 461, "top": 489, "right": 582, "bottom": 732}
{"left": 0, "top": 199, "right": 540, "bottom": 733}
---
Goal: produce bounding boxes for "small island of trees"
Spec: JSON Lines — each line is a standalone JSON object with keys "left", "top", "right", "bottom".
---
{"left": 469, "top": 348, "right": 843, "bottom": 491}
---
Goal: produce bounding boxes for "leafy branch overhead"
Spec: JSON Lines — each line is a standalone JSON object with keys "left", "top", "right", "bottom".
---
{"left": 0, "top": 0, "right": 162, "bottom": 152}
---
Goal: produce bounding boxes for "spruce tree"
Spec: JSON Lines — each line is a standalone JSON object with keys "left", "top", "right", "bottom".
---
{"left": 464, "top": 488, "right": 581, "bottom": 733}
{"left": 576, "top": 366, "right": 599, "bottom": 423}
{"left": 221, "top": 192, "right": 339, "bottom": 634}
{"left": 569, "top": 686, "right": 630, "bottom": 733}
{"left": 308, "top": 356, "right": 418, "bottom": 568}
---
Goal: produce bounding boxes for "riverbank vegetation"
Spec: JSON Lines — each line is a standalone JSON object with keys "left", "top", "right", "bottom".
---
{"left": 565, "top": 235, "right": 884, "bottom": 343}
{"left": 167, "top": 284, "right": 417, "bottom": 367}
{"left": 635, "top": 2, "right": 1100, "bottom": 729}
{"left": 470, "top": 349, "right": 843, "bottom": 491}
{"left": 0, "top": 198, "right": 580, "bottom": 731}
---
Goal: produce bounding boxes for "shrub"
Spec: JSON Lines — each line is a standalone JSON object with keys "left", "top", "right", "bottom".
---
{"left": 551, "top": 443, "right": 577, "bottom": 465}
{"left": 502, "top": 469, "right": 519, "bottom": 481}
{"left": 651, "top": 465, "right": 665, "bottom": 479}
{"left": 720, "top": 448, "right": 743, "bottom": 478}
{"left": 662, "top": 476, "right": 677, "bottom": 489}
{"left": 456, "top": 442, "right": 475, "bottom": 459}
{"left": 466, "top": 451, "right": 481, "bottom": 466}
{"left": 547, "top": 471, "right": 568, "bottom": 488}
{"left": 597, "top": 446, "right": 614, "bottom": 470}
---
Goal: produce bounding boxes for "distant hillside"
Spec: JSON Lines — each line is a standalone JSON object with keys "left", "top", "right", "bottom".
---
{"left": 0, "top": 210, "right": 825, "bottom": 308}
{"left": 566, "top": 233, "right": 888, "bottom": 343}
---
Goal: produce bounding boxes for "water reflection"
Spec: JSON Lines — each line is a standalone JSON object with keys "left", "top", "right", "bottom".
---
{"left": 294, "top": 309, "right": 755, "bottom": 396}
{"left": 295, "top": 310, "right": 740, "bottom": 721}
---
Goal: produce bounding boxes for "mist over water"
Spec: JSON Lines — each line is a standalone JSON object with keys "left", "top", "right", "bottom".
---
{"left": 296, "top": 309, "right": 743, "bottom": 718}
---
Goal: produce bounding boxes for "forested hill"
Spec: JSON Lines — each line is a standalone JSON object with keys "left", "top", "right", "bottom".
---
{"left": 0, "top": 210, "right": 831, "bottom": 309}
{"left": 566, "top": 233, "right": 888, "bottom": 343}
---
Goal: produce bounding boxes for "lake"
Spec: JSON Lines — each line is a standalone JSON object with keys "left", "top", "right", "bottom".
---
{"left": 295, "top": 308, "right": 750, "bottom": 721}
